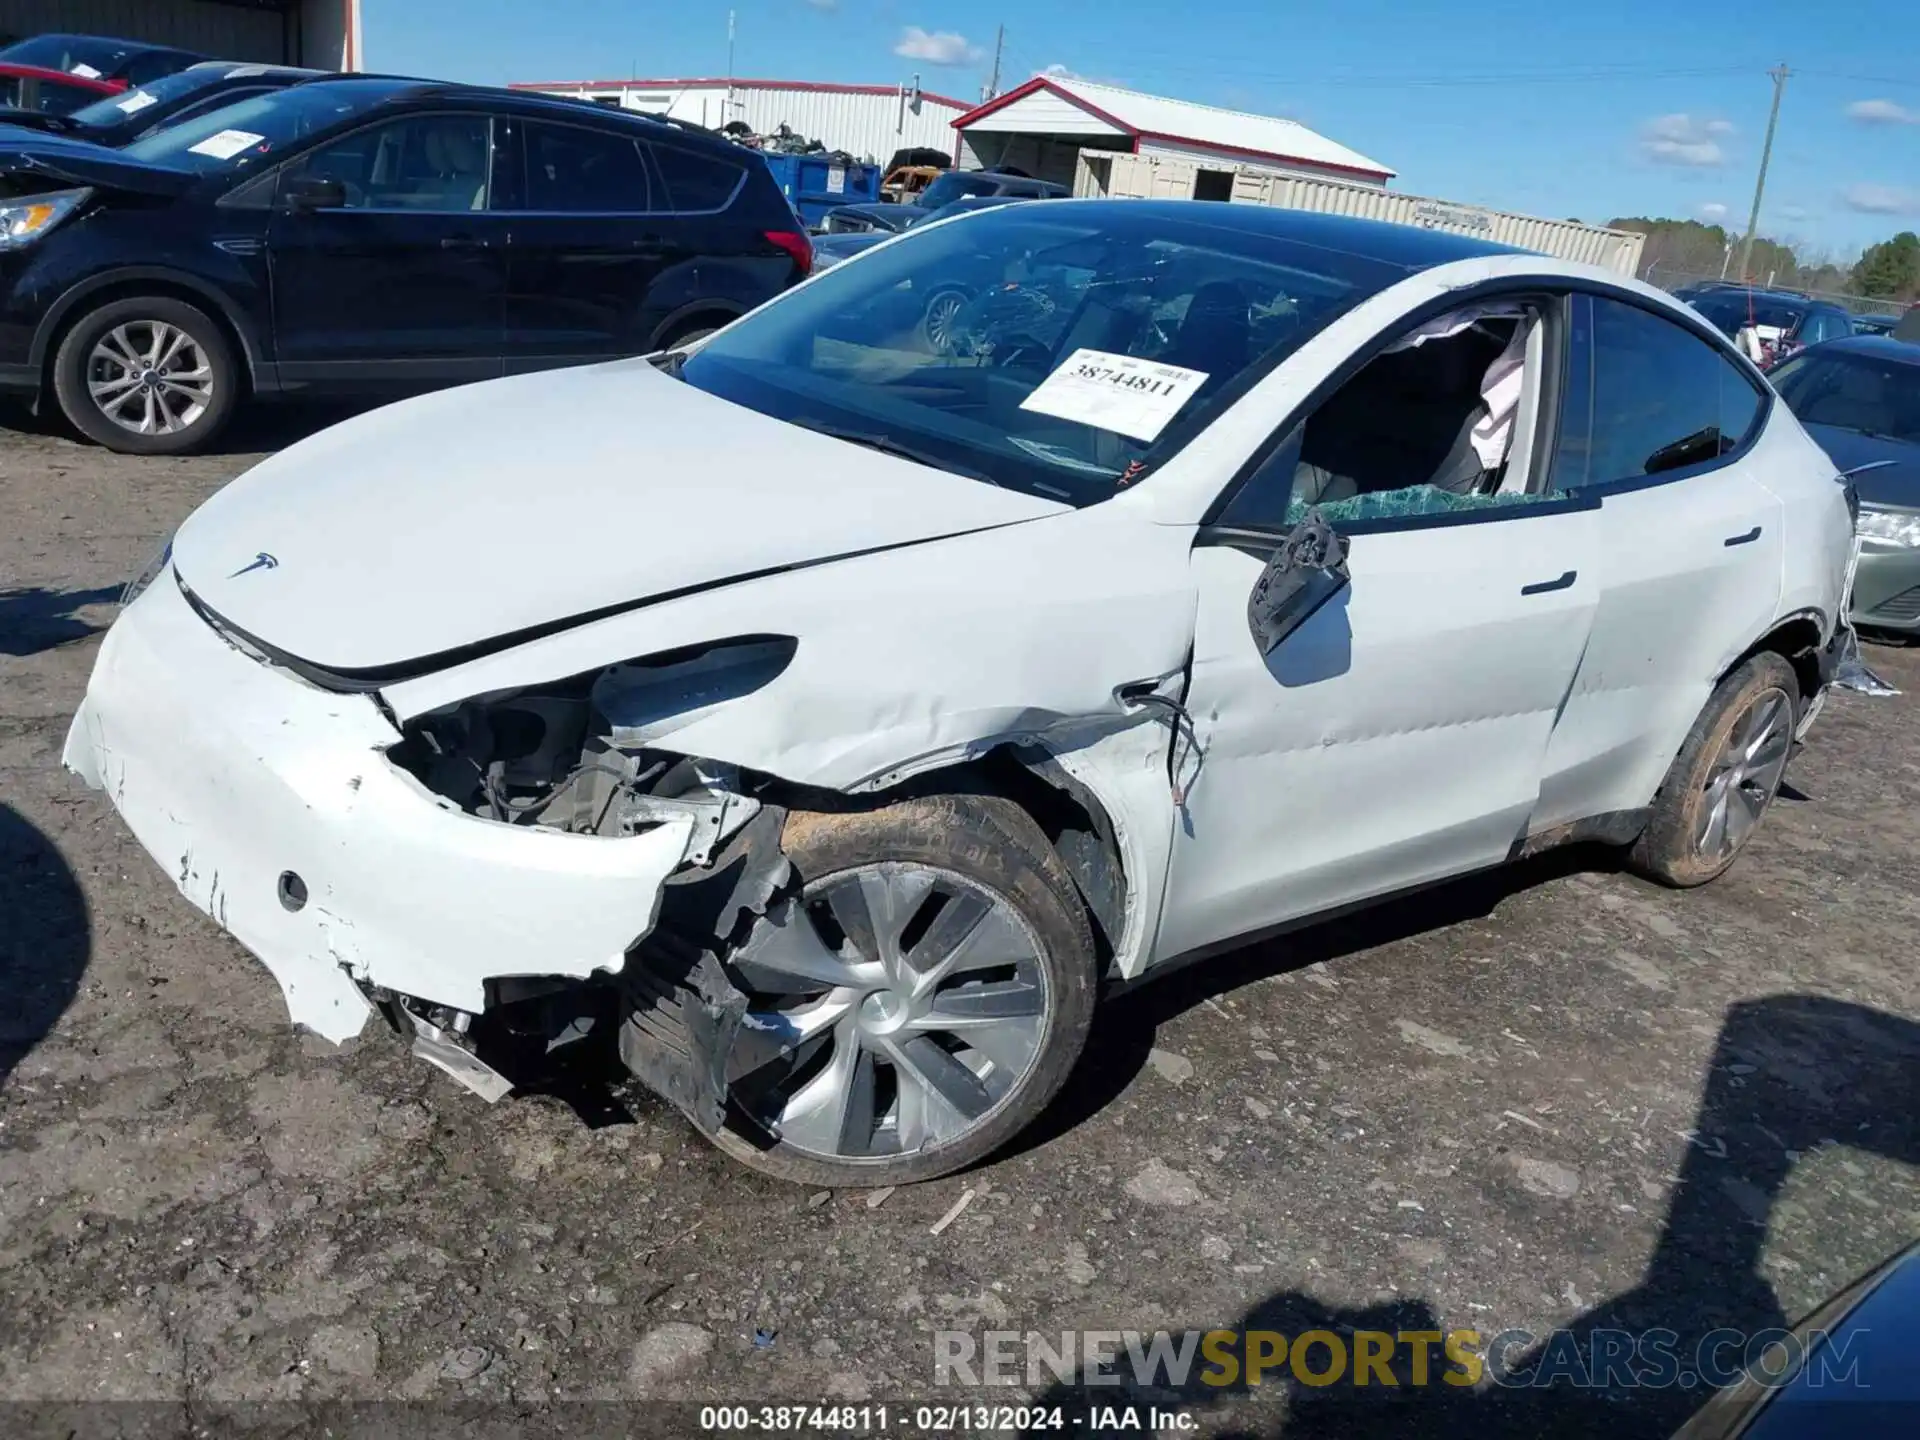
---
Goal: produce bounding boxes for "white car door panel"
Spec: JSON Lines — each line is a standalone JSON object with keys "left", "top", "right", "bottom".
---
{"left": 1156, "top": 507, "right": 1599, "bottom": 964}
{"left": 1532, "top": 293, "right": 1786, "bottom": 829}
{"left": 1535, "top": 475, "right": 1783, "bottom": 828}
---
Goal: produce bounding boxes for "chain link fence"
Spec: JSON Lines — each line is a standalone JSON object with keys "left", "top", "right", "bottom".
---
{"left": 1639, "top": 265, "right": 1904, "bottom": 319}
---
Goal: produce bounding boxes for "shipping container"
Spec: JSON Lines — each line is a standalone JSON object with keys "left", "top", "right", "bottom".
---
{"left": 1076, "top": 152, "right": 1646, "bottom": 276}
{"left": 758, "top": 151, "right": 881, "bottom": 227}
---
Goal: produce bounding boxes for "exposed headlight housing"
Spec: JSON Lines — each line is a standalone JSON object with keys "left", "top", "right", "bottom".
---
{"left": 1855, "top": 507, "right": 1920, "bottom": 548}
{"left": 0, "top": 187, "right": 90, "bottom": 250}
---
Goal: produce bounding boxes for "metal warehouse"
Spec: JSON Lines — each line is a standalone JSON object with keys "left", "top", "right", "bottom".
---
{"left": 510, "top": 76, "right": 971, "bottom": 164}
{"left": 0, "top": 0, "right": 359, "bottom": 67}
{"left": 953, "top": 75, "right": 1394, "bottom": 192}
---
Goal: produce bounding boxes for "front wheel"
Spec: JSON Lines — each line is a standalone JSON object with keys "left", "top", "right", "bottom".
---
{"left": 1629, "top": 652, "right": 1799, "bottom": 887}
{"left": 52, "top": 297, "right": 239, "bottom": 456}
{"left": 699, "top": 794, "right": 1097, "bottom": 1188}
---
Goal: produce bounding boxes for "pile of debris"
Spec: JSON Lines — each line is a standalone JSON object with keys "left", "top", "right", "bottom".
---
{"left": 721, "top": 120, "right": 859, "bottom": 165}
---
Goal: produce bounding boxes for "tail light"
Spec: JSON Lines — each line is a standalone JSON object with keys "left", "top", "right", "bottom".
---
{"left": 764, "top": 229, "right": 813, "bottom": 278}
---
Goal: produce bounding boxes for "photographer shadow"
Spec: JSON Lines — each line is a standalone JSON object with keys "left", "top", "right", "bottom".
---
{"left": 1026, "top": 994, "right": 1920, "bottom": 1438}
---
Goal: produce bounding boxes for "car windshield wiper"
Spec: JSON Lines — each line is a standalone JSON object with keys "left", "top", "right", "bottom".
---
{"left": 791, "top": 418, "right": 1000, "bottom": 486}
{"left": 648, "top": 349, "right": 688, "bottom": 379}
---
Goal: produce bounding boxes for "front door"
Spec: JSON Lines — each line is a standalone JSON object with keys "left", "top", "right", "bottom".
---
{"left": 1158, "top": 507, "right": 1599, "bottom": 961}
{"left": 266, "top": 112, "right": 509, "bottom": 385}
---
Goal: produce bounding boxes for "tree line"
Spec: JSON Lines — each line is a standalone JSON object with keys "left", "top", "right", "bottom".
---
{"left": 1605, "top": 217, "right": 1920, "bottom": 304}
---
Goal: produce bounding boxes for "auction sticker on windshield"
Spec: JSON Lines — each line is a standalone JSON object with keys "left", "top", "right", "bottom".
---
{"left": 189, "top": 129, "right": 266, "bottom": 160}
{"left": 117, "top": 91, "right": 158, "bottom": 114}
{"left": 1019, "top": 348, "right": 1209, "bottom": 442}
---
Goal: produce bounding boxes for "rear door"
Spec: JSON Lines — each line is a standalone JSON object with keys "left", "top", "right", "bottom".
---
{"left": 1531, "top": 293, "right": 1782, "bottom": 830}
{"left": 503, "top": 115, "right": 668, "bottom": 372}
{"left": 265, "top": 111, "right": 509, "bottom": 385}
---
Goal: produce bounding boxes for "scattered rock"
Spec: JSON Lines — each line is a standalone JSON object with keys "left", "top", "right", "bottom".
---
{"left": 629, "top": 1323, "right": 714, "bottom": 1394}
{"left": 808, "top": 1190, "right": 832, "bottom": 1209}
{"left": 827, "top": 1371, "right": 872, "bottom": 1402}
{"left": 437, "top": 1346, "right": 492, "bottom": 1382}
{"left": 1244, "top": 1097, "right": 1273, "bottom": 1121}
{"left": 310, "top": 1324, "right": 379, "bottom": 1379}
{"left": 812, "top": 1337, "right": 842, "bottom": 1359}
{"left": 1509, "top": 1155, "right": 1581, "bottom": 1199}
{"left": 1126, "top": 1158, "right": 1202, "bottom": 1208}
{"left": 1199, "top": 1235, "right": 1231, "bottom": 1262}
{"left": 1396, "top": 1020, "right": 1472, "bottom": 1059}
{"left": 1064, "top": 1242, "right": 1096, "bottom": 1285}
{"left": 1146, "top": 1048, "right": 1195, "bottom": 1085}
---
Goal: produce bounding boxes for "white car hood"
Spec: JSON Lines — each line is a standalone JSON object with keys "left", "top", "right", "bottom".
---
{"left": 171, "top": 359, "right": 1065, "bottom": 674}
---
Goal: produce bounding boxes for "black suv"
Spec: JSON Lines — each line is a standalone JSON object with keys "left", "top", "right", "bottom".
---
{"left": 1681, "top": 287, "right": 1855, "bottom": 369}
{"left": 0, "top": 78, "right": 811, "bottom": 453}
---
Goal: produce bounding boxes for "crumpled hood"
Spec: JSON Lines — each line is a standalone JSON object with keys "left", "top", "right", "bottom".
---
{"left": 171, "top": 358, "right": 1065, "bottom": 674}
{"left": 0, "top": 133, "right": 194, "bottom": 196}
{"left": 1805, "top": 422, "right": 1920, "bottom": 511}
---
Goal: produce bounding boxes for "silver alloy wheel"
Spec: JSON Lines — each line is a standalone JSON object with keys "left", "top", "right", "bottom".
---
{"left": 727, "top": 863, "right": 1052, "bottom": 1161}
{"left": 1696, "top": 686, "right": 1794, "bottom": 861}
{"left": 86, "top": 322, "right": 214, "bottom": 437}
{"left": 923, "top": 291, "right": 967, "bottom": 353}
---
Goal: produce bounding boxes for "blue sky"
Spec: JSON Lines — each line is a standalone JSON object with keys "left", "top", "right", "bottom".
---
{"left": 366, "top": 0, "right": 1920, "bottom": 262}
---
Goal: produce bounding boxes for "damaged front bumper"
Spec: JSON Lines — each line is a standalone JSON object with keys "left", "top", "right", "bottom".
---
{"left": 62, "top": 573, "right": 700, "bottom": 1044}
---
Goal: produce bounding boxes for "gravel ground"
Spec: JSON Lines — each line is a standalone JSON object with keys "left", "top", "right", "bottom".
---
{"left": 3, "top": 407, "right": 1917, "bottom": 1439}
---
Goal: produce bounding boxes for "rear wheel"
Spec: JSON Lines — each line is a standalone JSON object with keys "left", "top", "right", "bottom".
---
{"left": 1629, "top": 652, "right": 1799, "bottom": 887}
{"left": 52, "top": 296, "right": 239, "bottom": 456}
{"left": 699, "top": 794, "right": 1097, "bottom": 1188}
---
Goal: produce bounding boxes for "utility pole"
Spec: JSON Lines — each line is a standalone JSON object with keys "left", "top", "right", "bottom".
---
{"left": 1738, "top": 64, "right": 1789, "bottom": 283}
{"left": 985, "top": 25, "right": 1005, "bottom": 101}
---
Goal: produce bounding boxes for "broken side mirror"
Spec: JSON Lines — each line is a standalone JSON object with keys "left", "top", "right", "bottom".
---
{"left": 1246, "top": 508, "right": 1351, "bottom": 656}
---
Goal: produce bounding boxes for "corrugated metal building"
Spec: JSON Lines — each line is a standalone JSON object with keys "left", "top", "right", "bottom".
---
{"left": 1081, "top": 151, "right": 1647, "bottom": 275}
{"left": 509, "top": 76, "right": 970, "bottom": 164}
{"left": 0, "top": 0, "right": 359, "bottom": 68}
{"left": 953, "top": 76, "right": 1394, "bottom": 191}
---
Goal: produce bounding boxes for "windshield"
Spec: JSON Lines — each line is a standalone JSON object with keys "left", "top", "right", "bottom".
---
{"left": 1772, "top": 350, "right": 1920, "bottom": 443}
{"left": 119, "top": 82, "right": 401, "bottom": 175}
{"left": 65, "top": 66, "right": 229, "bottom": 132}
{"left": 918, "top": 172, "right": 1000, "bottom": 208}
{"left": 678, "top": 205, "right": 1402, "bottom": 506}
{"left": 1690, "top": 292, "right": 1806, "bottom": 336}
{"left": 0, "top": 36, "right": 139, "bottom": 77}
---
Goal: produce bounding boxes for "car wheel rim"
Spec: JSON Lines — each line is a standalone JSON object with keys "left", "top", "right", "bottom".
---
{"left": 726, "top": 862, "right": 1052, "bottom": 1162}
{"left": 1695, "top": 686, "right": 1793, "bottom": 861}
{"left": 925, "top": 294, "right": 964, "bottom": 352}
{"left": 87, "top": 322, "right": 213, "bottom": 437}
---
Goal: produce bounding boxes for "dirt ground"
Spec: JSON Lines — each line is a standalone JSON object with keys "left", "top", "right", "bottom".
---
{"left": 3, "top": 406, "right": 1918, "bottom": 1440}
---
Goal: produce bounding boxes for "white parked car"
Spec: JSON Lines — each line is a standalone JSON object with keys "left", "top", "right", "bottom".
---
{"left": 66, "top": 202, "right": 1855, "bottom": 1187}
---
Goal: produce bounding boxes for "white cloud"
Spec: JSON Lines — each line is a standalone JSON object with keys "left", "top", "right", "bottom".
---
{"left": 1778, "top": 203, "right": 1810, "bottom": 223}
{"left": 803, "top": 0, "right": 838, "bottom": 10}
{"left": 1037, "top": 62, "right": 1083, "bottom": 81}
{"left": 1698, "top": 201, "right": 1729, "bottom": 221}
{"left": 893, "top": 27, "right": 983, "bottom": 66}
{"left": 1847, "top": 98, "right": 1919, "bottom": 124}
{"left": 1842, "top": 183, "right": 1920, "bottom": 215}
{"left": 1639, "top": 113, "right": 1731, "bottom": 167}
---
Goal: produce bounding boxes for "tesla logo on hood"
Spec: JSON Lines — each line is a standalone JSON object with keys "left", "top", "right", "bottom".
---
{"left": 229, "top": 552, "right": 279, "bottom": 578}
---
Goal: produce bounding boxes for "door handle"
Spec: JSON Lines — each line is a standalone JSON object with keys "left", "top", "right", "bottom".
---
{"left": 1521, "top": 570, "right": 1577, "bottom": 596}
{"left": 440, "top": 235, "right": 489, "bottom": 250}
{"left": 1723, "top": 525, "right": 1763, "bottom": 547}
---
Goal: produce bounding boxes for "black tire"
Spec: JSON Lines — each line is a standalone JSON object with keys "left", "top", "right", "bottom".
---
{"left": 698, "top": 793, "right": 1097, "bottom": 1188}
{"left": 658, "top": 318, "right": 726, "bottom": 350}
{"left": 52, "top": 296, "right": 240, "bottom": 456}
{"left": 1629, "top": 652, "right": 1800, "bottom": 888}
